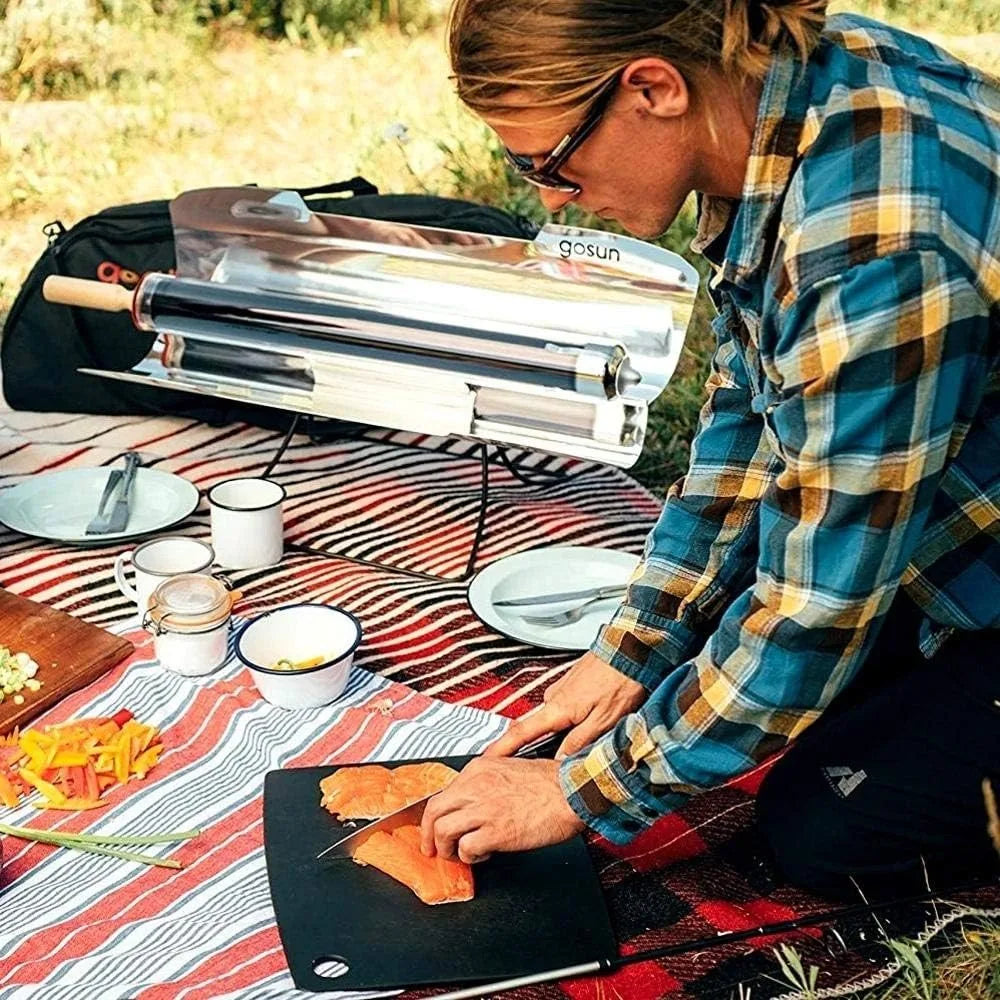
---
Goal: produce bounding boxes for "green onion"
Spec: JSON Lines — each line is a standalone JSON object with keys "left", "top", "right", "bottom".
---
{"left": 0, "top": 823, "right": 199, "bottom": 846}
{"left": 0, "top": 822, "right": 197, "bottom": 868}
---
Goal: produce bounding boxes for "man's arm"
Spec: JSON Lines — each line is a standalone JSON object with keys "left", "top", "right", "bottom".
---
{"left": 593, "top": 307, "right": 780, "bottom": 691}
{"left": 563, "top": 250, "right": 990, "bottom": 841}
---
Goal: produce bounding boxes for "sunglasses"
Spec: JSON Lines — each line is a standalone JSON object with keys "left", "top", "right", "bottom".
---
{"left": 503, "top": 75, "right": 621, "bottom": 195}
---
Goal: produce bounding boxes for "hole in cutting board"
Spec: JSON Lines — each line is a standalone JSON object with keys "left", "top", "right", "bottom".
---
{"left": 313, "top": 955, "right": 351, "bottom": 979}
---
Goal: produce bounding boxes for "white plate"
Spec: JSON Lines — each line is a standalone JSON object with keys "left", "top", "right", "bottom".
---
{"left": 468, "top": 545, "right": 640, "bottom": 651}
{"left": 0, "top": 467, "right": 201, "bottom": 544}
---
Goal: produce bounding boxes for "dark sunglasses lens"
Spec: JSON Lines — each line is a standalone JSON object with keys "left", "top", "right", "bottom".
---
{"left": 503, "top": 148, "right": 578, "bottom": 194}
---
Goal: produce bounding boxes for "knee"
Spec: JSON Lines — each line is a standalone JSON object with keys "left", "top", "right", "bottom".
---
{"left": 756, "top": 755, "right": 858, "bottom": 898}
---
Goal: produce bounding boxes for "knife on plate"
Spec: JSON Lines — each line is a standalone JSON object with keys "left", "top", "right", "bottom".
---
{"left": 492, "top": 584, "right": 626, "bottom": 608}
{"left": 315, "top": 731, "right": 569, "bottom": 861}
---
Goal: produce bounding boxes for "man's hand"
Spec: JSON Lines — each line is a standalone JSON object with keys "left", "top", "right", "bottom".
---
{"left": 486, "top": 651, "right": 647, "bottom": 759}
{"left": 419, "top": 758, "right": 585, "bottom": 863}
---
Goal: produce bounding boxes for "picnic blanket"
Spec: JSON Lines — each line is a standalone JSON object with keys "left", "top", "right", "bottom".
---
{"left": 1, "top": 405, "right": 998, "bottom": 1000}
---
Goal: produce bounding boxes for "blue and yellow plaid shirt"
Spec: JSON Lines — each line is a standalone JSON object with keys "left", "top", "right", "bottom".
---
{"left": 561, "top": 15, "right": 1000, "bottom": 843}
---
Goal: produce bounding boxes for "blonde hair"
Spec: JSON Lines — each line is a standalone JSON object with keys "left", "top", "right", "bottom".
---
{"left": 448, "top": 0, "right": 827, "bottom": 116}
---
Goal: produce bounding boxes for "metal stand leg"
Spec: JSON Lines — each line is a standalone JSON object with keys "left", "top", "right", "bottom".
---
{"left": 266, "top": 417, "right": 564, "bottom": 584}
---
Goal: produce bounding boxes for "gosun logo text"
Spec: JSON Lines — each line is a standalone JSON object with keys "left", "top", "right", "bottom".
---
{"left": 557, "top": 239, "right": 621, "bottom": 263}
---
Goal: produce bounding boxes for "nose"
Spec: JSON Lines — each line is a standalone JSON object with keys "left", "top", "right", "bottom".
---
{"left": 537, "top": 187, "right": 576, "bottom": 213}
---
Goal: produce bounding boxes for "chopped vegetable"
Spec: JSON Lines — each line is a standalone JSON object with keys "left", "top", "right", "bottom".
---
{"left": 0, "top": 711, "right": 164, "bottom": 810}
{"left": 271, "top": 655, "right": 326, "bottom": 671}
{"left": 0, "top": 646, "right": 43, "bottom": 704}
{"left": 0, "top": 822, "right": 198, "bottom": 868}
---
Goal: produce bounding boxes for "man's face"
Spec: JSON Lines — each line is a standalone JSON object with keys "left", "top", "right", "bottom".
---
{"left": 484, "top": 79, "right": 698, "bottom": 240}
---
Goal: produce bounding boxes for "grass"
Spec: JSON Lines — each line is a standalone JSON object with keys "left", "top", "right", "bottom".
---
{"left": 0, "top": 10, "right": 997, "bottom": 990}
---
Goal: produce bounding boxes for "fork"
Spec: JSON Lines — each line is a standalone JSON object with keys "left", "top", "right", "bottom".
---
{"left": 84, "top": 469, "right": 125, "bottom": 535}
{"left": 519, "top": 594, "right": 622, "bottom": 628}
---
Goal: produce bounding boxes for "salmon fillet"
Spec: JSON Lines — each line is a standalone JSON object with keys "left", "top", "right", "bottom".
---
{"left": 319, "top": 762, "right": 458, "bottom": 820}
{"left": 353, "top": 825, "right": 475, "bottom": 905}
{"left": 319, "top": 761, "right": 474, "bottom": 905}
{"left": 320, "top": 765, "right": 399, "bottom": 819}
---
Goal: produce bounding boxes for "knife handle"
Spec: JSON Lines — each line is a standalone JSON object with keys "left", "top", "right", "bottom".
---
{"left": 118, "top": 451, "right": 141, "bottom": 500}
{"left": 513, "top": 730, "right": 571, "bottom": 759}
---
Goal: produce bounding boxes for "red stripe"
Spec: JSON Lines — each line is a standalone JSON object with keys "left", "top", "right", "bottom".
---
{"left": 28, "top": 446, "right": 92, "bottom": 474}
{"left": 134, "top": 930, "right": 285, "bottom": 1000}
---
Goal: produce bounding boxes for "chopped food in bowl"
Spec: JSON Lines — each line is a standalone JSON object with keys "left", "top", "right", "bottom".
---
{"left": 235, "top": 603, "right": 362, "bottom": 710}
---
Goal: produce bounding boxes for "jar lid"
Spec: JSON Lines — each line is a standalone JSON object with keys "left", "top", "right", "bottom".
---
{"left": 146, "top": 574, "right": 231, "bottom": 634}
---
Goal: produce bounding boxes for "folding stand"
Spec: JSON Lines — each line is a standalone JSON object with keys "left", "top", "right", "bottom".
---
{"left": 264, "top": 414, "right": 568, "bottom": 584}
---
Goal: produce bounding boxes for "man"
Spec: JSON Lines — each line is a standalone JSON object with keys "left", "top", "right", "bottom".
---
{"left": 419, "top": 0, "right": 1000, "bottom": 897}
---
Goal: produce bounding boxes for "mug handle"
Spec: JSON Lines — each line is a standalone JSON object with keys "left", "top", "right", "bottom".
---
{"left": 114, "top": 550, "right": 138, "bottom": 604}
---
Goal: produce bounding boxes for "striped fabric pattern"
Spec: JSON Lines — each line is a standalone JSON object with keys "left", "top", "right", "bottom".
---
{"left": 0, "top": 406, "right": 658, "bottom": 710}
{"left": 0, "top": 634, "right": 504, "bottom": 999}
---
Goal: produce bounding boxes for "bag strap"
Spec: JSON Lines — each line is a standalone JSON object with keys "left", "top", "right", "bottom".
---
{"left": 297, "top": 176, "right": 379, "bottom": 198}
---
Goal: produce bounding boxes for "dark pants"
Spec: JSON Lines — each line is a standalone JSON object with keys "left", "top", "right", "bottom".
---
{"left": 756, "top": 593, "right": 1000, "bottom": 900}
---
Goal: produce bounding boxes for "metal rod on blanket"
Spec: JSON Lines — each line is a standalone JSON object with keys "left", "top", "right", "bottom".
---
{"left": 431, "top": 878, "right": 996, "bottom": 1000}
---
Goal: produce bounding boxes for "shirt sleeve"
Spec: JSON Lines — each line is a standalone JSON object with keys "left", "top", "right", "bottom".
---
{"left": 590, "top": 303, "right": 781, "bottom": 691}
{"left": 565, "top": 250, "right": 990, "bottom": 842}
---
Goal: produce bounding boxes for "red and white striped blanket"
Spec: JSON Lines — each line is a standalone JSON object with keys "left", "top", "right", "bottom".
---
{"left": 3, "top": 407, "right": 997, "bottom": 1000}
{"left": 0, "top": 405, "right": 656, "bottom": 999}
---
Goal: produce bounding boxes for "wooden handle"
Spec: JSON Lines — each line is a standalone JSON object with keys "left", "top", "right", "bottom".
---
{"left": 42, "top": 276, "right": 134, "bottom": 313}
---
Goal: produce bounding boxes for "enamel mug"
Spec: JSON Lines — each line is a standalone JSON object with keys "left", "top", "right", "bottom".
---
{"left": 114, "top": 536, "right": 216, "bottom": 616}
{"left": 207, "top": 477, "right": 286, "bottom": 570}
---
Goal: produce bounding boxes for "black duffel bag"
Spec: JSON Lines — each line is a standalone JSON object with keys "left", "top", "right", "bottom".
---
{"left": 1, "top": 177, "right": 538, "bottom": 426}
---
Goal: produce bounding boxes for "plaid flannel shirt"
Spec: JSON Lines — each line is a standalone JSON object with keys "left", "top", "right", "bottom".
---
{"left": 561, "top": 15, "right": 1000, "bottom": 843}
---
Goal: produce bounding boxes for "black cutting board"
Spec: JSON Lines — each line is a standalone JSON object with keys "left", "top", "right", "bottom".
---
{"left": 263, "top": 757, "right": 617, "bottom": 992}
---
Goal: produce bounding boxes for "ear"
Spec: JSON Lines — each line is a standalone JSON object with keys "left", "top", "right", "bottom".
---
{"left": 620, "top": 57, "right": 689, "bottom": 119}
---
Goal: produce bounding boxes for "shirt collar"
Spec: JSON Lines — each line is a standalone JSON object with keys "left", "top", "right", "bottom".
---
{"left": 691, "top": 46, "right": 814, "bottom": 287}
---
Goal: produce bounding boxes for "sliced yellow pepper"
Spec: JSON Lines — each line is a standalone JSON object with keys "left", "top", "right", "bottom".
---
{"left": 19, "top": 768, "right": 68, "bottom": 805}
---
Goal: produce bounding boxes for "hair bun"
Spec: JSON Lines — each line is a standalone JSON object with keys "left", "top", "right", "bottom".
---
{"left": 723, "top": 0, "right": 827, "bottom": 78}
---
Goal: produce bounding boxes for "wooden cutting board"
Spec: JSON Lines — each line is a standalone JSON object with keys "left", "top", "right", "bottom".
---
{"left": 0, "top": 588, "right": 134, "bottom": 735}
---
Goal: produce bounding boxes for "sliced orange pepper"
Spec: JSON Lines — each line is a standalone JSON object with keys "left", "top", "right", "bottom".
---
{"left": 132, "top": 746, "right": 163, "bottom": 778}
{"left": 114, "top": 740, "right": 130, "bottom": 785}
{"left": 0, "top": 771, "right": 19, "bottom": 808}
{"left": 35, "top": 797, "right": 106, "bottom": 811}
{"left": 10, "top": 712, "right": 161, "bottom": 811}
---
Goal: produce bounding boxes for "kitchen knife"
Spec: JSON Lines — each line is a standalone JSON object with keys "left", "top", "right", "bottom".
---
{"left": 317, "top": 793, "right": 432, "bottom": 861}
{"left": 105, "top": 451, "right": 141, "bottom": 534}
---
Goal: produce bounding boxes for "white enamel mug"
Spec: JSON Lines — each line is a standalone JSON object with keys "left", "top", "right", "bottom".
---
{"left": 114, "top": 536, "right": 216, "bottom": 616}
{"left": 207, "top": 478, "right": 286, "bottom": 570}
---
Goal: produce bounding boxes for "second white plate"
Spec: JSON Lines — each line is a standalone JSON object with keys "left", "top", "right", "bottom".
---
{"left": 468, "top": 545, "right": 640, "bottom": 651}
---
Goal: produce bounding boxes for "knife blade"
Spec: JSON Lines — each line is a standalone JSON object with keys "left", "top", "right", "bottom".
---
{"left": 317, "top": 794, "right": 432, "bottom": 861}
{"left": 492, "top": 583, "right": 626, "bottom": 608}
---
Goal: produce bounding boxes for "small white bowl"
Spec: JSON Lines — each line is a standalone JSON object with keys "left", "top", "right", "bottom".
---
{"left": 235, "top": 603, "right": 362, "bottom": 710}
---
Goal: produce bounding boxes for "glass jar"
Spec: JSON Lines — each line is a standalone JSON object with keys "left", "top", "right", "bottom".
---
{"left": 144, "top": 574, "right": 232, "bottom": 677}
